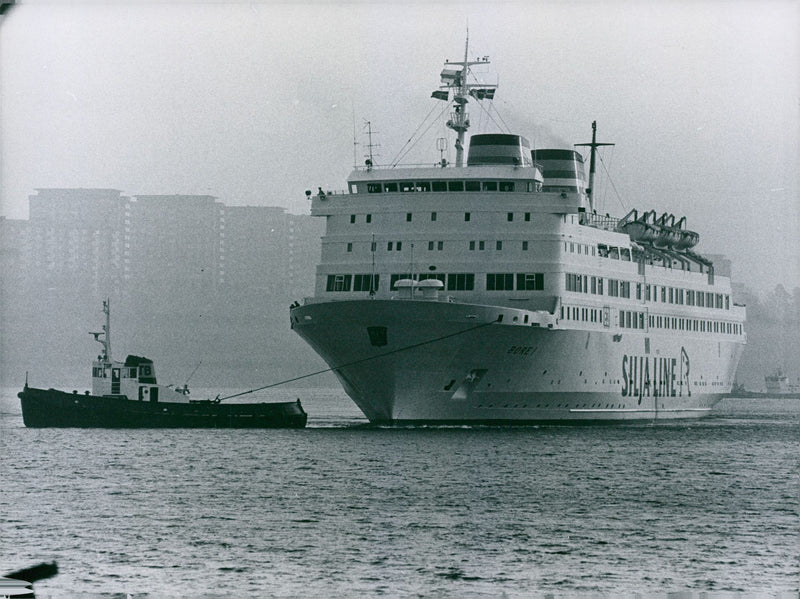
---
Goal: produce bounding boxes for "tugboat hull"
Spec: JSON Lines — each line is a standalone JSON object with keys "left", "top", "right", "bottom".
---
{"left": 18, "top": 386, "right": 307, "bottom": 429}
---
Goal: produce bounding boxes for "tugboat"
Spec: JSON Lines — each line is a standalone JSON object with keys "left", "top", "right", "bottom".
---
{"left": 18, "top": 300, "right": 308, "bottom": 428}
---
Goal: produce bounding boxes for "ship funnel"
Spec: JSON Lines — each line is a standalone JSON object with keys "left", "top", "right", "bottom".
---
{"left": 467, "top": 134, "right": 532, "bottom": 166}
{"left": 531, "top": 149, "right": 587, "bottom": 194}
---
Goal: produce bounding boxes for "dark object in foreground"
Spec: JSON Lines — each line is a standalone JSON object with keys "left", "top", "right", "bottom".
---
{"left": 3, "top": 562, "right": 58, "bottom": 584}
{"left": 19, "top": 386, "right": 307, "bottom": 428}
{"left": 18, "top": 300, "right": 307, "bottom": 429}
{"left": 1, "top": 562, "right": 58, "bottom": 598}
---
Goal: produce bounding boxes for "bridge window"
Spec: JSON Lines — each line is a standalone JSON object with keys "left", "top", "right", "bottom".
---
{"left": 400, "top": 181, "right": 414, "bottom": 192}
{"left": 517, "top": 273, "right": 544, "bottom": 290}
{"left": 326, "top": 274, "right": 352, "bottom": 292}
{"left": 486, "top": 273, "right": 514, "bottom": 291}
{"left": 353, "top": 274, "right": 379, "bottom": 292}
{"left": 416, "top": 182, "right": 431, "bottom": 192}
{"left": 384, "top": 182, "right": 398, "bottom": 192}
{"left": 367, "top": 183, "right": 382, "bottom": 193}
{"left": 500, "top": 182, "right": 515, "bottom": 192}
{"left": 483, "top": 181, "right": 498, "bottom": 191}
{"left": 448, "top": 181, "right": 464, "bottom": 192}
{"left": 465, "top": 180, "right": 481, "bottom": 192}
{"left": 447, "top": 273, "right": 475, "bottom": 291}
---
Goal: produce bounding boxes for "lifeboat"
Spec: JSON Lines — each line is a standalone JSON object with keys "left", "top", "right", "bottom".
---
{"left": 620, "top": 220, "right": 659, "bottom": 243}
{"left": 674, "top": 229, "right": 699, "bottom": 250}
{"left": 654, "top": 226, "right": 682, "bottom": 248}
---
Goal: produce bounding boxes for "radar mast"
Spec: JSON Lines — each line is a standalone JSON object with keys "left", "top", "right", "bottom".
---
{"left": 432, "top": 32, "right": 497, "bottom": 167}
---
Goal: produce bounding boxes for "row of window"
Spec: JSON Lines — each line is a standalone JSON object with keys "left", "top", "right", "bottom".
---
{"left": 566, "top": 273, "right": 631, "bottom": 298}
{"left": 345, "top": 238, "right": 536, "bottom": 253}
{"left": 566, "top": 273, "right": 730, "bottom": 310}
{"left": 358, "top": 180, "right": 539, "bottom": 194}
{"left": 560, "top": 305, "right": 743, "bottom": 335}
{"left": 92, "top": 366, "right": 143, "bottom": 379}
{"left": 326, "top": 274, "right": 380, "bottom": 292}
{"left": 348, "top": 211, "right": 536, "bottom": 224}
{"left": 561, "top": 306, "right": 606, "bottom": 325}
{"left": 325, "top": 272, "right": 545, "bottom": 293}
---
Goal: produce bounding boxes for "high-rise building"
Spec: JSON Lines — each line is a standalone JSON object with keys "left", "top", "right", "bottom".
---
{"left": 128, "top": 195, "right": 224, "bottom": 304}
{"left": 224, "top": 206, "right": 290, "bottom": 299}
{"left": 26, "top": 188, "right": 131, "bottom": 297}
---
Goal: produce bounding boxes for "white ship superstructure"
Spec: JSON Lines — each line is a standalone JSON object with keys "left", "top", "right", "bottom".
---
{"left": 290, "top": 38, "right": 746, "bottom": 424}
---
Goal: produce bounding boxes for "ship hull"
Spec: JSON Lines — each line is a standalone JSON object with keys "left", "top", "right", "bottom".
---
{"left": 292, "top": 299, "right": 745, "bottom": 424}
{"left": 18, "top": 387, "right": 307, "bottom": 428}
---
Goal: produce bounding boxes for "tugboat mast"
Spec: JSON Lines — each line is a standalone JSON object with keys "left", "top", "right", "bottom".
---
{"left": 103, "top": 298, "right": 111, "bottom": 362}
{"left": 575, "top": 121, "right": 614, "bottom": 213}
{"left": 90, "top": 298, "right": 112, "bottom": 363}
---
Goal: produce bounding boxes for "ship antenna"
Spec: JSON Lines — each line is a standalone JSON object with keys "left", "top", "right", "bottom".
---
{"left": 352, "top": 100, "right": 358, "bottom": 169}
{"left": 363, "top": 120, "right": 379, "bottom": 168}
{"left": 370, "top": 233, "right": 376, "bottom": 296}
{"left": 575, "top": 121, "right": 614, "bottom": 213}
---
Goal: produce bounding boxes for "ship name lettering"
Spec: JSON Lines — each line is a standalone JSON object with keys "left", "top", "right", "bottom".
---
{"left": 622, "top": 353, "right": 692, "bottom": 403}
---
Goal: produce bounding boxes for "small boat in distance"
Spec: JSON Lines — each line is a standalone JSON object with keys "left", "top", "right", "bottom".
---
{"left": 18, "top": 300, "right": 307, "bottom": 428}
{"left": 728, "top": 368, "right": 800, "bottom": 399}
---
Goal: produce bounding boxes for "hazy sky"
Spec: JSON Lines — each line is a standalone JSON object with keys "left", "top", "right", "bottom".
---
{"left": 1, "top": 1, "right": 798, "bottom": 291}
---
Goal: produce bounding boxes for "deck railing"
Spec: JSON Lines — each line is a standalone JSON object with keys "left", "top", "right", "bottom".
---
{"left": 580, "top": 212, "right": 620, "bottom": 231}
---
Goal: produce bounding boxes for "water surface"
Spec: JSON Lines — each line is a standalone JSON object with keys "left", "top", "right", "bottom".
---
{"left": 2, "top": 389, "right": 797, "bottom": 597}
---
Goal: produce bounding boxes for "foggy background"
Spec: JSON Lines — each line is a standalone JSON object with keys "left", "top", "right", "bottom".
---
{"left": 1, "top": 1, "right": 798, "bottom": 392}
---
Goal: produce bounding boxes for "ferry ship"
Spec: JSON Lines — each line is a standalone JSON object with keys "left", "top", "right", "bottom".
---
{"left": 290, "top": 38, "right": 747, "bottom": 424}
